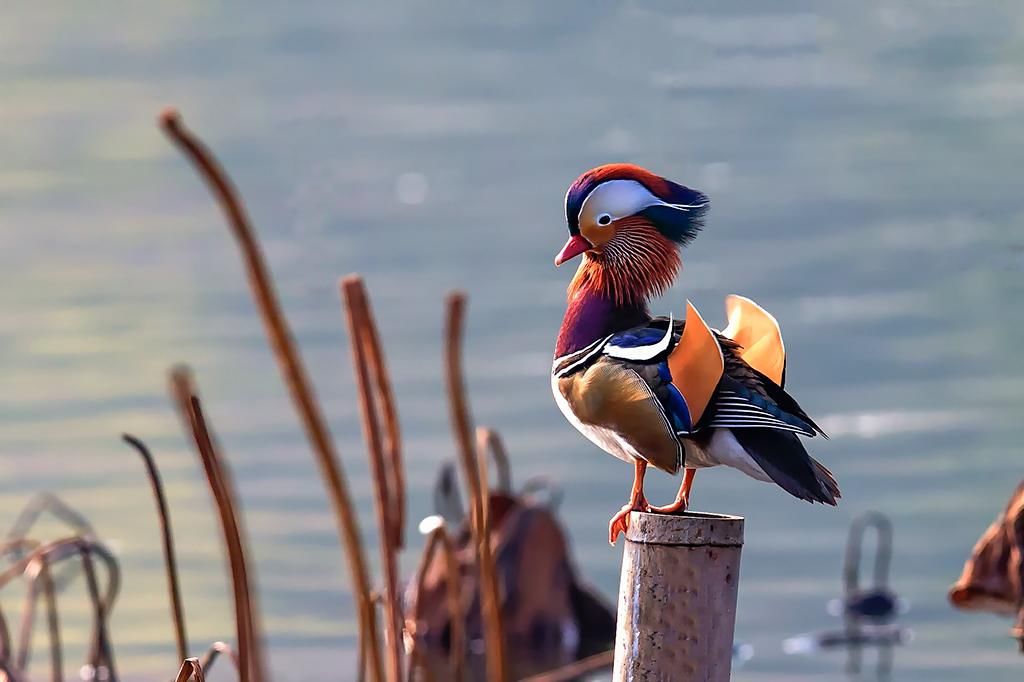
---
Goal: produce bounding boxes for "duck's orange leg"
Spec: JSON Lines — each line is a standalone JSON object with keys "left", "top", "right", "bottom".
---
{"left": 609, "top": 459, "right": 648, "bottom": 546}
{"left": 647, "top": 467, "right": 696, "bottom": 514}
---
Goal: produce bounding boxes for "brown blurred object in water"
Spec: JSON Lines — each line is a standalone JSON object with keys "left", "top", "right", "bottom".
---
{"left": 948, "top": 479, "right": 1024, "bottom": 651}
{"left": 404, "top": 462, "right": 615, "bottom": 680}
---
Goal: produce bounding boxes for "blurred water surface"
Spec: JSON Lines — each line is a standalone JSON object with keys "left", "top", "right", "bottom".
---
{"left": 2, "top": 2, "right": 1024, "bottom": 680}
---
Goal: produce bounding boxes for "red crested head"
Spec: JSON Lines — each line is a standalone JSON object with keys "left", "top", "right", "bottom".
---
{"left": 556, "top": 163, "right": 709, "bottom": 305}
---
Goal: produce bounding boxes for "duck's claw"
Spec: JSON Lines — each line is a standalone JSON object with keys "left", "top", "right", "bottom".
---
{"left": 608, "top": 505, "right": 630, "bottom": 545}
{"left": 645, "top": 496, "right": 688, "bottom": 514}
{"left": 609, "top": 500, "right": 646, "bottom": 545}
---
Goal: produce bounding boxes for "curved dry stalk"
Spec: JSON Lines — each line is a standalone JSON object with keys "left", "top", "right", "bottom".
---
{"left": 159, "top": 108, "right": 383, "bottom": 682}
{"left": 0, "top": 593, "right": 13, "bottom": 665}
{"left": 340, "top": 277, "right": 405, "bottom": 548}
{"left": 475, "top": 428, "right": 511, "bottom": 494}
{"left": 122, "top": 434, "right": 189, "bottom": 662}
{"left": 79, "top": 546, "right": 117, "bottom": 680}
{"left": 0, "top": 535, "right": 121, "bottom": 678}
{"left": 173, "top": 658, "right": 205, "bottom": 682}
{"left": 340, "top": 276, "right": 404, "bottom": 682}
{"left": 14, "top": 555, "right": 62, "bottom": 680}
{"left": 39, "top": 560, "right": 61, "bottom": 682}
{"left": 444, "top": 292, "right": 507, "bottom": 682}
{"left": 6, "top": 493, "right": 95, "bottom": 544}
{"left": 520, "top": 650, "right": 615, "bottom": 682}
{"left": 198, "top": 640, "right": 238, "bottom": 674}
{"left": 0, "top": 538, "right": 118, "bottom": 599}
{"left": 168, "top": 367, "right": 266, "bottom": 682}
{"left": 407, "top": 526, "right": 463, "bottom": 682}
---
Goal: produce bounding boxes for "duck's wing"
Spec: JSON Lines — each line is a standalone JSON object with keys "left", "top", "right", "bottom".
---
{"left": 704, "top": 334, "right": 825, "bottom": 438}
{"left": 722, "top": 294, "right": 786, "bottom": 387}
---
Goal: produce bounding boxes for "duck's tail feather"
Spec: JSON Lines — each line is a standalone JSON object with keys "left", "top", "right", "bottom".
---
{"left": 731, "top": 427, "right": 840, "bottom": 505}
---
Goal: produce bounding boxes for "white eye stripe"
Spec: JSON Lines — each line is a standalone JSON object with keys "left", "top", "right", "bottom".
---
{"left": 576, "top": 179, "right": 707, "bottom": 230}
{"left": 578, "top": 180, "right": 659, "bottom": 226}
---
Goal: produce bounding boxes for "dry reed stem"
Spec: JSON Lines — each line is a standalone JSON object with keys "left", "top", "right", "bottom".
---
{"left": 39, "top": 559, "right": 61, "bottom": 682}
{"left": 475, "top": 428, "right": 511, "bottom": 494}
{"left": 0, "top": 537, "right": 119, "bottom": 680}
{"left": 443, "top": 292, "right": 507, "bottom": 682}
{"left": 173, "top": 658, "right": 206, "bottom": 682}
{"left": 7, "top": 494, "right": 95, "bottom": 544}
{"left": 168, "top": 367, "right": 266, "bottom": 682}
{"left": 159, "top": 108, "right": 383, "bottom": 682}
{"left": 340, "top": 277, "right": 405, "bottom": 548}
{"left": 79, "top": 546, "right": 117, "bottom": 680}
{"left": 0, "top": 590, "right": 13, "bottom": 665}
{"left": 13, "top": 556, "right": 62, "bottom": 679}
{"left": 12, "top": 557, "right": 62, "bottom": 671}
{"left": 122, "top": 434, "right": 189, "bottom": 662}
{"left": 198, "top": 640, "right": 238, "bottom": 674}
{"left": 6, "top": 495, "right": 96, "bottom": 592}
{"left": 407, "top": 526, "right": 463, "bottom": 682}
{"left": 14, "top": 566, "right": 33, "bottom": 671}
{"left": 520, "top": 650, "right": 615, "bottom": 682}
{"left": 340, "top": 277, "right": 404, "bottom": 682}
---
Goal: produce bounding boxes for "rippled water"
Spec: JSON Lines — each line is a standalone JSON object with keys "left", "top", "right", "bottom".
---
{"left": 3, "top": 2, "right": 1024, "bottom": 680}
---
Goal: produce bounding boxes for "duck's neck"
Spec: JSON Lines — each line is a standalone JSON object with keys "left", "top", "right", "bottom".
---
{"left": 555, "top": 284, "right": 649, "bottom": 357}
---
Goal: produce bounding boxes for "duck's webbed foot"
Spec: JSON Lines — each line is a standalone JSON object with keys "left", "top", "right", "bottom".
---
{"left": 646, "top": 468, "right": 696, "bottom": 515}
{"left": 609, "top": 459, "right": 648, "bottom": 546}
{"left": 608, "top": 499, "right": 647, "bottom": 545}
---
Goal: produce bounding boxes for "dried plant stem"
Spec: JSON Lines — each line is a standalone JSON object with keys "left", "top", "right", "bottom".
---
{"left": 39, "top": 560, "right": 62, "bottom": 682}
{"left": 444, "top": 292, "right": 507, "bottom": 682}
{"left": 340, "top": 277, "right": 404, "bottom": 682}
{"left": 168, "top": 367, "right": 266, "bottom": 682}
{"left": 0, "top": 590, "right": 13, "bottom": 665}
{"left": 521, "top": 650, "right": 615, "bottom": 682}
{"left": 339, "top": 278, "right": 405, "bottom": 549}
{"left": 408, "top": 526, "right": 463, "bottom": 682}
{"left": 475, "top": 428, "right": 511, "bottom": 494}
{"left": 173, "top": 658, "right": 206, "bottom": 682}
{"left": 198, "top": 641, "right": 238, "bottom": 674}
{"left": 122, "top": 434, "right": 189, "bottom": 662}
{"left": 79, "top": 547, "right": 117, "bottom": 680}
{"left": 159, "top": 108, "right": 383, "bottom": 682}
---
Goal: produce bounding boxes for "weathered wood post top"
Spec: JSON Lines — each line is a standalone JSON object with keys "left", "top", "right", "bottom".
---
{"left": 613, "top": 511, "right": 745, "bottom": 682}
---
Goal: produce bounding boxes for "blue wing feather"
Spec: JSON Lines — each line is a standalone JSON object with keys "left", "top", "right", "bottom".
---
{"left": 607, "top": 327, "right": 667, "bottom": 348}
{"left": 657, "top": 363, "right": 692, "bottom": 433}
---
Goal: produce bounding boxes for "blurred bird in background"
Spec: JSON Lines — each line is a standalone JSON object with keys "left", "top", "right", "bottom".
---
{"left": 550, "top": 164, "right": 840, "bottom": 544}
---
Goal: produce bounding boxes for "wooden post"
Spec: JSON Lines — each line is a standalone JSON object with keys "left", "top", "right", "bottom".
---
{"left": 613, "top": 511, "right": 744, "bottom": 682}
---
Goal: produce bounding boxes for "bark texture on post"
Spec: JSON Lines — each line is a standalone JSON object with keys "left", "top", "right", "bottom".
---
{"left": 613, "top": 511, "right": 744, "bottom": 682}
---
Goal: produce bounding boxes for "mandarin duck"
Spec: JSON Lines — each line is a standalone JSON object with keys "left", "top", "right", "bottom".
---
{"left": 550, "top": 163, "right": 840, "bottom": 544}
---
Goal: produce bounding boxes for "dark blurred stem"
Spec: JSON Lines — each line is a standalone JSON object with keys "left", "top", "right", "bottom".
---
{"left": 159, "top": 108, "right": 383, "bottom": 682}
{"left": 168, "top": 366, "right": 266, "bottom": 682}
{"left": 79, "top": 547, "right": 118, "bottom": 681}
{"left": 198, "top": 640, "right": 238, "bottom": 674}
{"left": 475, "top": 428, "right": 511, "bottom": 494}
{"left": 520, "top": 650, "right": 615, "bottom": 682}
{"left": 341, "top": 276, "right": 404, "bottom": 682}
{"left": 444, "top": 293, "right": 507, "bottom": 682}
{"left": 342, "top": 277, "right": 406, "bottom": 549}
{"left": 122, "top": 433, "right": 189, "bottom": 662}
{"left": 39, "top": 558, "right": 62, "bottom": 682}
{"left": 173, "top": 658, "right": 206, "bottom": 682}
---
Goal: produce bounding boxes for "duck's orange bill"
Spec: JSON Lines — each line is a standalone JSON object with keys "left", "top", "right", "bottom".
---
{"left": 554, "top": 235, "right": 593, "bottom": 266}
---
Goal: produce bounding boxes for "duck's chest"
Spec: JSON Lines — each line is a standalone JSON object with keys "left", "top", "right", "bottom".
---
{"left": 550, "top": 358, "right": 681, "bottom": 472}
{"left": 551, "top": 370, "right": 636, "bottom": 464}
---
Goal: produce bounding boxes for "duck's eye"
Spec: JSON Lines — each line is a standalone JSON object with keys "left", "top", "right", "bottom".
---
{"left": 597, "top": 214, "right": 612, "bottom": 226}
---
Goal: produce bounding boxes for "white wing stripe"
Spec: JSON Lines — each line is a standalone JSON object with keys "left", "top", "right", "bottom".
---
{"left": 603, "top": 315, "right": 674, "bottom": 361}
{"left": 553, "top": 334, "right": 613, "bottom": 378}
